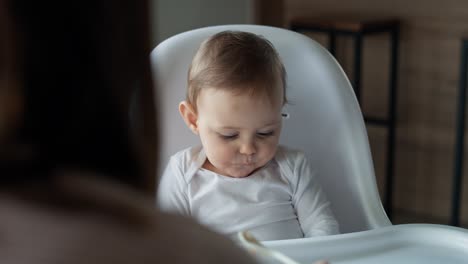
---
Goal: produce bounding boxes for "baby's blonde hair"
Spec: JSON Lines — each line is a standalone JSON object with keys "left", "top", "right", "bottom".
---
{"left": 187, "top": 30, "right": 287, "bottom": 112}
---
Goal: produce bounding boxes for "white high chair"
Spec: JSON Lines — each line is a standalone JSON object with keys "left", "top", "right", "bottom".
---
{"left": 151, "top": 24, "right": 391, "bottom": 234}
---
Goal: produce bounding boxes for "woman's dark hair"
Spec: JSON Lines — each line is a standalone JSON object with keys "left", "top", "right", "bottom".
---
{"left": 1, "top": 1, "right": 157, "bottom": 195}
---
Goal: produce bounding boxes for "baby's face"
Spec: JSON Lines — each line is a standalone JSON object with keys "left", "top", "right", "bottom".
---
{"left": 196, "top": 88, "right": 283, "bottom": 178}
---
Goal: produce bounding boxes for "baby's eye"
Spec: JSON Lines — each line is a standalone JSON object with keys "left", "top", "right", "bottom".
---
{"left": 218, "top": 133, "right": 238, "bottom": 140}
{"left": 256, "top": 131, "right": 274, "bottom": 138}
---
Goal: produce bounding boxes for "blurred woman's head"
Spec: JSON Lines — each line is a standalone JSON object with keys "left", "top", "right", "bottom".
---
{"left": 0, "top": 0, "right": 157, "bottom": 195}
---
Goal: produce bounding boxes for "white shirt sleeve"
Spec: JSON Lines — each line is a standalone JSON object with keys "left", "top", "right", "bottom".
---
{"left": 291, "top": 153, "right": 340, "bottom": 237}
{"left": 156, "top": 157, "right": 191, "bottom": 216}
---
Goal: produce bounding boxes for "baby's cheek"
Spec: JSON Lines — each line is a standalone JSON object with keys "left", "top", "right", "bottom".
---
{"left": 264, "top": 142, "right": 279, "bottom": 160}
{"left": 216, "top": 147, "right": 234, "bottom": 164}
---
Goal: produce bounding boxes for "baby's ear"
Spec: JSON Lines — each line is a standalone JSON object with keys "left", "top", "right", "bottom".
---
{"left": 179, "top": 101, "right": 199, "bottom": 135}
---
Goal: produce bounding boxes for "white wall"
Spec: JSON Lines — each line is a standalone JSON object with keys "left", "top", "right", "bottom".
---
{"left": 151, "top": 0, "right": 254, "bottom": 45}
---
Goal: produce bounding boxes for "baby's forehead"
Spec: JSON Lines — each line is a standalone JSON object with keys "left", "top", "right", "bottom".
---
{"left": 197, "top": 88, "right": 283, "bottom": 126}
{"left": 210, "top": 111, "right": 282, "bottom": 129}
{"left": 197, "top": 84, "right": 284, "bottom": 106}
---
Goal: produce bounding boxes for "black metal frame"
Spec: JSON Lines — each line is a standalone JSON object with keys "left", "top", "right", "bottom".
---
{"left": 291, "top": 23, "right": 400, "bottom": 219}
{"left": 451, "top": 39, "right": 468, "bottom": 226}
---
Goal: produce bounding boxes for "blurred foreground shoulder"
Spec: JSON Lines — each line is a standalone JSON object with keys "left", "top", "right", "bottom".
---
{"left": 155, "top": 211, "right": 258, "bottom": 263}
{"left": 0, "top": 174, "right": 257, "bottom": 264}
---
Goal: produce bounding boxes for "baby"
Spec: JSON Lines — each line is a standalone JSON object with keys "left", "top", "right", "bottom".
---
{"left": 157, "top": 30, "right": 339, "bottom": 241}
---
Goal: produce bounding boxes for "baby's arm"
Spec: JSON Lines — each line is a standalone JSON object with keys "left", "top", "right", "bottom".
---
{"left": 292, "top": 154, "right": 339, "bottom": 237}
{"left": 156, "top": 157, "right": 190, "bottom": 215}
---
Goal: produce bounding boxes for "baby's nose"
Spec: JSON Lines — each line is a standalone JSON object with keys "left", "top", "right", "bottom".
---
{"left": 239, "top": 142, "right": 256, "bottom": 156}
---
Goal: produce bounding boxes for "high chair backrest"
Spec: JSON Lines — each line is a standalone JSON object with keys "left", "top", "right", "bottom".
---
{"left": 150, "top": 25, "right": 391, "bottom": 234}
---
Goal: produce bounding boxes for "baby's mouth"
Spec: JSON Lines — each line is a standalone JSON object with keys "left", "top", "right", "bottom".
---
{"left": 242, "top": 156, "right": 255, "bottom": 165}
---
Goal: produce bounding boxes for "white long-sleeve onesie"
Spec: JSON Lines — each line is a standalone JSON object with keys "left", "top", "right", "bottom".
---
{"left": 157, "top": 145, "right": 339, "bottom": 241}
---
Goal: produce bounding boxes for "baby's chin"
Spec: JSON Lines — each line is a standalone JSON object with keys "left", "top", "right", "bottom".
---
{"left": 225, "top": 171, "right": 253, "bottom": 178}
{"left": 223, "top": 165, "right": 262, "bottom": 178}
{"left": 206, "top": 158, "right": 271, "bottom": 178}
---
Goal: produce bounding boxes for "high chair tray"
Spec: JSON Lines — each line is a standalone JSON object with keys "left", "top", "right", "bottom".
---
{"left": 263, "top": 224, "right": 468, "bottom": 264}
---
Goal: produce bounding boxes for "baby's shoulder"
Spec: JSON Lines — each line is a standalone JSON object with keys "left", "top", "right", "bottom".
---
{"left": 169, "top": 146, "right": 204, "bottom": 182}
{"left": 275, "top": 145, "right": 307, "bottom": 164}
{"left": 170, "top": 145, "right": 203, "bottom": 163}
{"left": 275, "top": 146, "right": 315, "bottom": 183}
{"left": 274, "top": 145, "right": 313, "bottom": 175}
